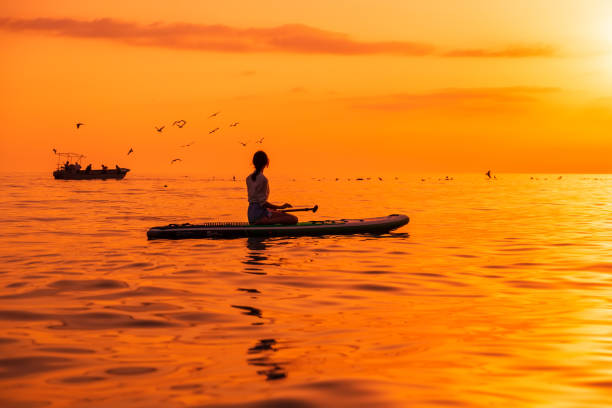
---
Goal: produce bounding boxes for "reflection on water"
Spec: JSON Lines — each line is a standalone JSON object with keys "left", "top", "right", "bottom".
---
{"left": 248, "top": 339, "right": 288, "bottom": 381}
{"left": 0, "top": 173, "right": 611, "bottom": 407}
{"left": 243, "top": 237, "right": 273, "bottom": 274}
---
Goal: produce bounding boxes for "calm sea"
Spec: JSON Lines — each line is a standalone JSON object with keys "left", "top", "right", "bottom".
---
{"left": 0, "top": 173, "right": 610, "bottom": 408}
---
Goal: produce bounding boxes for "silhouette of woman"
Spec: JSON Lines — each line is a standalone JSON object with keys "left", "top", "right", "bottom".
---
{"left": 246, "top": 151, "right": 297, "bottom": 225}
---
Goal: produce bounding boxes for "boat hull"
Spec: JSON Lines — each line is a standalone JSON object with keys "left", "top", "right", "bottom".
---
{"left": 147, "top": 214, "right": 409, "bottom": 240}
{"left": 53, "top": 169, "right": 130, "bottom": 180}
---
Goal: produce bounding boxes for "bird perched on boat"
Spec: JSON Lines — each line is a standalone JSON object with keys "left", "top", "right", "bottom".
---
{"left": 256, "top": 137, "right": 264, "bottom": 144}
{"left": 486, "top": 170, "right": 492, "bottom": 178}
{"left": 208, "top": 111, "right": 220, "bottom": 118}
{"left": 209, "top": 127, "right": 220, "bottom": 134}
{"left": 127, "top": 148, "right": 134, "bottom": 155}
{"left": 155, "top": 126, "right": 165, "bottom": 133}
{"left": 172, "top": 120, "right": 186, "bottom": 128}
{"left": 229, "top": 121, "right": 239, "bottom": 127}
{"left": 171, "top": 158, "right": 182, "bottom": 164}
{"left": 76, "top": 122, "right": 84, "bottom": 129}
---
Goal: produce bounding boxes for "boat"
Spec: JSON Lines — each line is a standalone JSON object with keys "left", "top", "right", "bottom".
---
{"left": 52, "top": 152, "right": 130, "bottom": 180}
{"left": 53, "top": 167, "right": 130, "bottom": 180}
{"left": 147, "top": 214, "right": 409, "bottom": 240}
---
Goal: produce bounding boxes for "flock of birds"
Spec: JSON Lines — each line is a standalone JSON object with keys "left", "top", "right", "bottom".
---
{"left": 60, "top": 126, "right": 549, "bottom": 182}
{"left": 68, "top": 112, "right": 264, "bottom": 165}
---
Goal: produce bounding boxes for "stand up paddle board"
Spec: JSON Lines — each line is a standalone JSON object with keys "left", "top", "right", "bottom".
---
{"left": 147, "top": 214, "right": 409, "bottom": 240}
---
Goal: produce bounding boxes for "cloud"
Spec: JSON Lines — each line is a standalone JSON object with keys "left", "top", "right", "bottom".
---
{"left": 349, "top": 87, "right": 560, "bottom": 113}
{"left": 0, "top": 17, "right": 557, "bottom": 58}
{"left": 444, "top": 45, "right": 556, "bottom": 58}
{"left": 0, "top": 17, "right": 434, "bottom": 56}
{"left": 289, "top": 86, "right": 307, "bottom": 93}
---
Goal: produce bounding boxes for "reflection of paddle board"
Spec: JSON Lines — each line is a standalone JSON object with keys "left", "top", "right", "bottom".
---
{"left": 147, "top": 214, "right": 409, "bottom": 240}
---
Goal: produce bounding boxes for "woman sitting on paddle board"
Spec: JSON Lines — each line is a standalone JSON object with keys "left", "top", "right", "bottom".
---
{"left": 247, "top": 151, "right": 298, "bottom": 225}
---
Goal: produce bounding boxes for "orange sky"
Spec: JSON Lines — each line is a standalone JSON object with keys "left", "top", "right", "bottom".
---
{"left": 1, "top": 0, "right": 611, "bottom": 175}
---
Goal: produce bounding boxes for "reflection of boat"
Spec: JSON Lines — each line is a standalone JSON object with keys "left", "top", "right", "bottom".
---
{"left": 147, "top": 214, "right": 409, "bottom": 240}
{"left": 52, "top": 152, "right": 130, "bottom": 180}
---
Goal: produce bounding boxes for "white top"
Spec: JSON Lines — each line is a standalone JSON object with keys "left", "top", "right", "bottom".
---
{"left": 246, "top": 173, "right": 269, "bottom": 204}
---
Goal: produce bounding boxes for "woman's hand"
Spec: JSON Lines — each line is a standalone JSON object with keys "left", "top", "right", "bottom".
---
{"left": 281, "top": 203, "right": 292, "bottom": 209}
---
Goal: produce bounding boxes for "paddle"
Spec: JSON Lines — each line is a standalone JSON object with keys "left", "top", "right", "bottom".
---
{"left": 280, "top": 204, "right": 318, "bottom": 213}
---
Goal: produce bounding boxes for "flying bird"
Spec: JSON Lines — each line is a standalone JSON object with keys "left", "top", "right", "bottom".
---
{"left": 229, "top": 122, "right": 239, "bottom": 127}
{"left": 76, "top": 123, "right": 84, "bottom": 129}
{"left": 256, "top": 137, "right": 264, "bottom": 144}
{"left": 155, "top": 126, "right": 165, "bottom": 133}
{"left": 239, "top": 141, "right": 247, "bottom": 147}
{"left": 209, "top": 127, "right": 220, "bottom": 134}
{"left": 208, "top": 111, "right": 220, "bottom": 118}
{"left": 181, "top": 141, "right": 195, "bottom": 148}
{"left": 172, "top": 120, "right": 186, "bottom": 128}
{"left": 52, "top": 148, "right": 57, "bottom": 154}
{"left": 171, "top": 158, "right": 182, "bottom": 164}
{"left": 127, "top": 148, "right": 134, "bottom": 155}
{"left": 486, "top": 170, "right": 491, "bottom": 179}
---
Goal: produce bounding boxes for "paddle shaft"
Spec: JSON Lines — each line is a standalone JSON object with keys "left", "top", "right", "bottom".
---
{"left": 280, "top": 205, "right": 318, "bottom": 213}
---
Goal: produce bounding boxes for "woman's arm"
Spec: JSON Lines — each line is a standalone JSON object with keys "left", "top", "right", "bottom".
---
{"left": 263, "top": 201, "right": 292, "bottom": 210}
